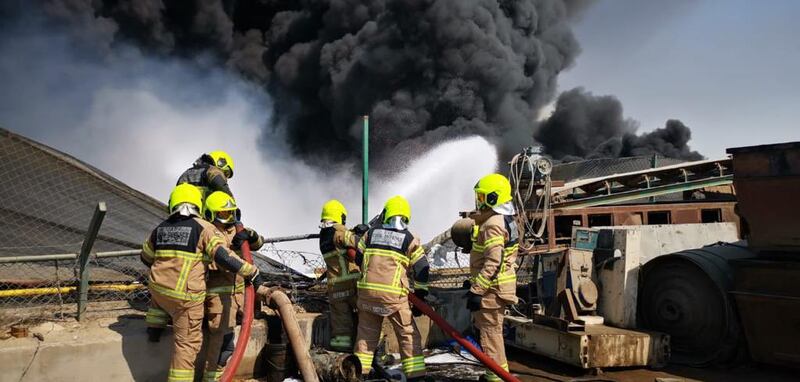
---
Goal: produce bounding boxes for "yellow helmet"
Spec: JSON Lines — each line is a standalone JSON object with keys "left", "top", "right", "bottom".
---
{"left": 474, "top": 173, "right": 512, "bottom": 209}
{"left": 383, "top": 195, "right": 411, "bottom": 223}
{"left": 205, "top": 191, "right": 240, "bottom": 224}
{"left": 321, "top": 199, "right": 347, "bottom": 225}
{"left": 209, "top": 150, "right": 234, "bottom": 178}
{"left": 169, "top": 183, "right": 203, "bottom": 214}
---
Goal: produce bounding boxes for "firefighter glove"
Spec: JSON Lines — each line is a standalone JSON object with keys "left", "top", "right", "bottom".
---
{"left": 414, "top": 289, "right": 429, "bottom": 300}
{"left": 245, "top": 227, "right": 261, "bottom": 245}
{"left": 232, "top": 230, "right": 251, "bottom": 250}
{"left": 353, "top": 223, "right": 369, "bottom": 235}
{"left": 465, "top": 291, "right": 482, "bottom": 312}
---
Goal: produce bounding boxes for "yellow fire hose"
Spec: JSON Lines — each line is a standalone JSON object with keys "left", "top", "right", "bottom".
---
{"left": 0, "top": 284, "right": 144, "bottom": 298}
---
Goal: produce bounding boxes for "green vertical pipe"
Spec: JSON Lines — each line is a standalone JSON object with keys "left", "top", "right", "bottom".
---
{"left": 362, "top": 115, "right": 369, "bottom": 224}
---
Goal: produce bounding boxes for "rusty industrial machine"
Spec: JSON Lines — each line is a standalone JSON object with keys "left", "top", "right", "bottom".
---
{"left": 635, "top": 142, "right": 800, "bottom": 368}
{"left": 490, "top": 142, "right": 800, "bottom": 370}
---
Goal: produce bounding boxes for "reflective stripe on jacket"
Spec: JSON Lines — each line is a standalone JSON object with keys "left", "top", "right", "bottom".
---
{"left": 319, "top": 224, "right": 360, "bottom": 291}
{"left": 143, "top": 216, "right": 225, "bottom": 302}
{"left": 207, "top": 225, "right": 264, "bottom": 296}
{"left": 357, "top": 227, "right": 426, "bottom": 305}
{"left": 469, "top": 210, "right": 519, "bottom": 303}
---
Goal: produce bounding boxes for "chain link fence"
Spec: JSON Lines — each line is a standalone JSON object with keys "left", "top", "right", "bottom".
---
{"left": 0, "top": 240, "right": 535, "bottom": 330}
{"left": 0, "top": 246, "right": 330, "bottom": 327}
{"left": 427, "top": 239, "right": 535, "bottom": 289}
{"left": 0, "top": 128, "right": 535, "bottom": 330}
{"left": 0, "top": 251, "right": 148, "bottom": 326}
{"left": 0, "top": 128, "right": 166, "bottom": 329}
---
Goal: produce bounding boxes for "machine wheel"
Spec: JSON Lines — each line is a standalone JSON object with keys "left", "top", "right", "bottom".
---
{"left": 638, "top": 255, "right": 739, "bottom": 366}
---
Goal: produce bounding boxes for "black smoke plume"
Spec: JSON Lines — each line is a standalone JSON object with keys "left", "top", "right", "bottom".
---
{"left": 536, "top": 88, "right": 703, "bottom": 162}
{"left": 6, "top": 1, "right": 702, "bottom": 168}
{"left": 21, "top": 0, "right": 582, "bottom": 170}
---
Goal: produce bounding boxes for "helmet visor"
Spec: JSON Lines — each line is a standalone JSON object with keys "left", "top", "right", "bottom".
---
{"left": 215, "top": 209, "right": 236, "bottom": 225}
{"left": 475, "top": 192, "right": 486, "bottom": 209}
{"left": 215, "top": 157, "right": 233, "bottom": 178}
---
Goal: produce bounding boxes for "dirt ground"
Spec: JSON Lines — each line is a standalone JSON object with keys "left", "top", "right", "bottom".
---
{"left": 505, "top": 348, "right": 798, "bottom": 382}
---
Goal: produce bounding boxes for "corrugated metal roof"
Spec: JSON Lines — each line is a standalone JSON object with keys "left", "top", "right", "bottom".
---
{"left": 551, "top": 156, "right": 687, "bottom": 182}
{"left": 0, "top": 128, "right": 166, "bottom": 257}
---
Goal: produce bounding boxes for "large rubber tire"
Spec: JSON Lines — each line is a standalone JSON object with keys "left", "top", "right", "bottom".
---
{"left": 638, "top": 242, "right": 755, "bottom": 367}
{"left": 639, "top": 258, "right": 727, "bottom": 365}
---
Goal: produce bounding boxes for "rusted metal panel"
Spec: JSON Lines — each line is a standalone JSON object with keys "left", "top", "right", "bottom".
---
{"left": 731, "top": 292, "right": 800, "bottom": 367}
{"left": 730, "top": 259, "right": 800, "bottom": 368}
{"left": 523, "top": 201, "right": 739, "bottom": 255}
{"left": 727, "top": 142, "right": 800, "bottom": 177}
{"left": 509, "top": 318, "right": 669, "bottom": 369}
{"left": 545, "top": 201, "right": 738, "bottom": 220}
{"left": 585, "top": 325, "right": 670, "bottom": 369}
{"left": 727, "top": 141, "right": 800, "bottom": 252}
{"left": 614, "top": 212, "right": 643, "bottom": 225}
{"left": 671, "top": 209, "right": 698, "bottom": 224}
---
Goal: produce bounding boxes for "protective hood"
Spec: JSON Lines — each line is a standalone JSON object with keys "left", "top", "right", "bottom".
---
{"left": 383, "top": 216, "right": 408, "bottom": 231}
{"left": 171, "top": 203, "right": 200, "bottom": 217}
{"left": 491, "top": 201, "right": 516, "bottom": 216}
{"left": 319, "top": 220, "right": 337, "bottom": 229}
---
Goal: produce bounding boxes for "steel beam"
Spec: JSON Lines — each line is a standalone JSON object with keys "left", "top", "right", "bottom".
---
{"left": 554, "top": 176, "right": 733, "bottom": 209}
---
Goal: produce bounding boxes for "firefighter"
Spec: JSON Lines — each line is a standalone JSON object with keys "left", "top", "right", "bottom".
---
{"left": 176, "top": 151, "right": 235, "bottom": 198}
{"left": 145, "top": 150, "right": 235, "bottom": 342}
{"left": 140, "top": 183, "right": 263, "bottom": 382}
{"left": 318, "top": 199, "right": 367, "bottom": 351}
{"left": 353, "top": 196, "right": 430, "bottom": 381}
{"left": 202, "top": 191, "right": 266, "bottom": 381}
{"left": 465, "top": 174, "right": 519, "bottom": 382}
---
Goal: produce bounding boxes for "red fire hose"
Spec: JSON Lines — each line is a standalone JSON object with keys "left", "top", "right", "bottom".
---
{"left": 408, "top": 293, "right": 521, "bottom": 382}
{"left": 221, "top": 223, "right": 254, "bottom": 382}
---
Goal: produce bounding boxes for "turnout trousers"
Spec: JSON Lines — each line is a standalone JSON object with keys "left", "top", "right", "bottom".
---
{"left": 353, "top": 304, "right": 426, "bottom": 378}
{"left": 473, "top": 306, "right": 508, "bottom": 382}
{"left": 150, "top": 288, "right": 205, "bottom": 382}
{"left": 202, "top": 292, "right": 242, "bottom": 381}
{"left": 328, "top": 287, "right": 358, "bottom": 351}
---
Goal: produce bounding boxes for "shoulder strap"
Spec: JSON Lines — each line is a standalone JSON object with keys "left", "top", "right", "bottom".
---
{"left": 504, "top": 215, "right": 519, "bottom": 246}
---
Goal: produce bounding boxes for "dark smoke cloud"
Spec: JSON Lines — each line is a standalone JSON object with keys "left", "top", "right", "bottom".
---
{"left": 536, "top": 88, "right": 703, "bottom": 162}
{"left": 6, "top": 1, "right": 701, "bottom": 168}
{"left": 14, "top": 0, "right": 581, "bottom": 170}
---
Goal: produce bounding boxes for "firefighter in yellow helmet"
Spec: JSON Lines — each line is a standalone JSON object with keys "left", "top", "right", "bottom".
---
{"left": 318, "top": 199, "right": 368, "bottom": 351}
{"left": 140, "top": 184, "right": 263, "bottom": 382}
{"left": 354, "top": 196, "right": 429, "bottom": 380}
{"left": 147, "top": 151, "right": 236, "bottom": 341}
{"left": 466, "top": 174, "right": 519, "bottom": 382}
{"left": 177, "top": 151, "right": 235, "bottom": 199}
{"left": 201, "top": 191, "right": 266, "bottom": 381}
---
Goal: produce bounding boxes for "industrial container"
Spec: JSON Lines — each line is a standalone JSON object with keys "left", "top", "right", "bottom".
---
{"left": 727, "top": 142, "right": 800, "bottom": 252}
{"left": 730, "top": 259, "right": 800, "bottom": 368}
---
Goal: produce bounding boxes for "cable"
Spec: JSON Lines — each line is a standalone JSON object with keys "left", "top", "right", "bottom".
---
{"left": 509, "top": 149, "right": 552, "bottom": 252}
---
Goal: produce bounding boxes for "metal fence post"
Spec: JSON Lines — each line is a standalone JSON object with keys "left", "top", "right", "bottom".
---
{"left": 77, "top": 202, "right": 107, "bottom": 321}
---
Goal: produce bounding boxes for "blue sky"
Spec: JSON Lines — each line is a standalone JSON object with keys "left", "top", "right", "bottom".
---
{"left": 558, "top": 0, "right": 800, "bottom": 158}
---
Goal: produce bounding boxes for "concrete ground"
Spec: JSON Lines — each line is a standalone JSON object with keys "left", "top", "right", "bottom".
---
{"left": 2, "top": 301, "right": 797, "bottom": 382}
